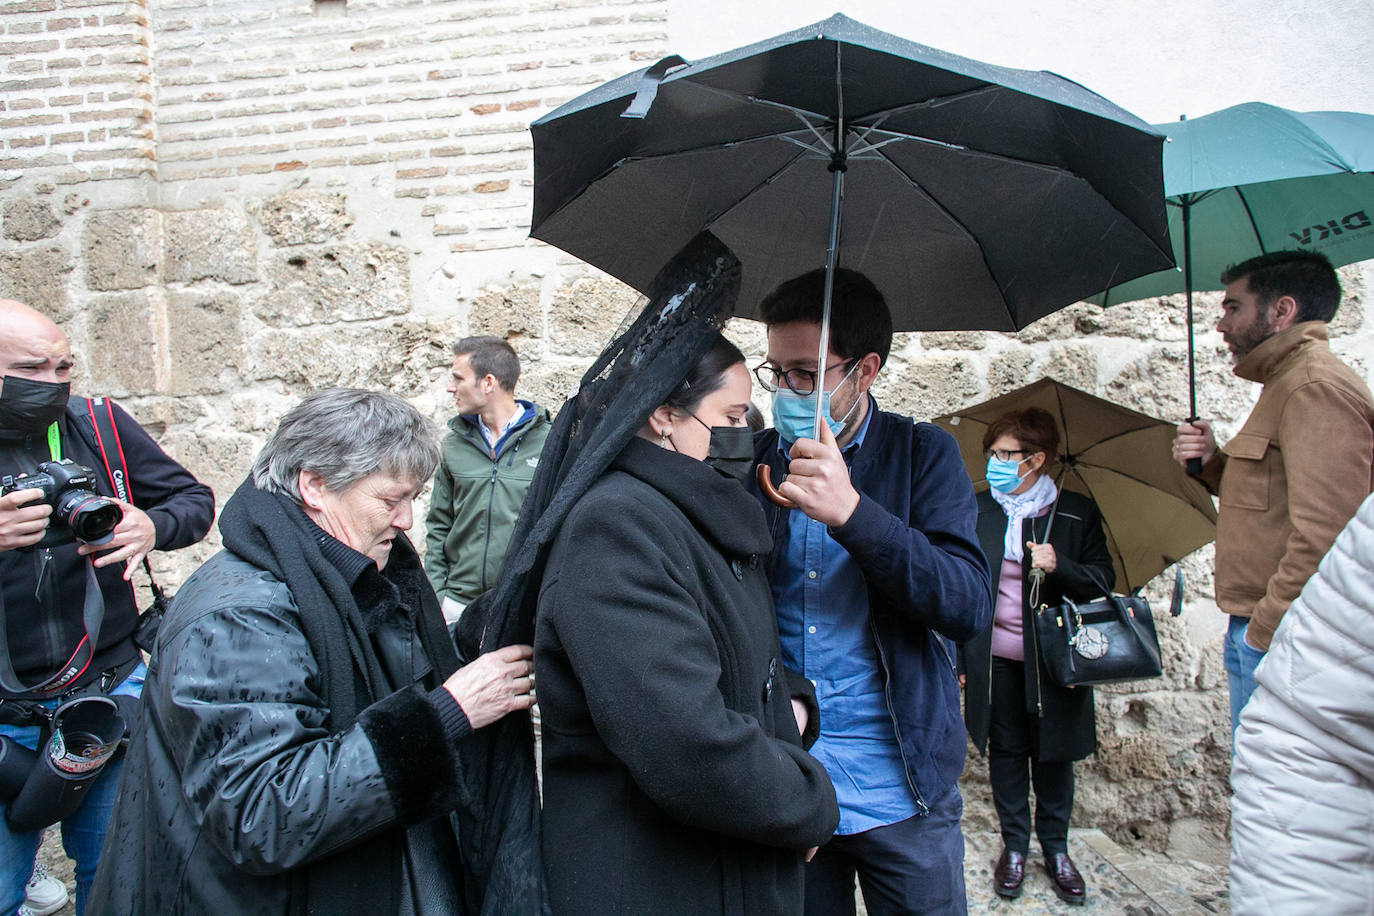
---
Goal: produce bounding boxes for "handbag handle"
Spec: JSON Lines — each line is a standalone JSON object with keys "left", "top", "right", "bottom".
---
{"left": 1056, "top": 598, "right": 1080, "bottom": 677}
{"left": 1079, "top": 562, "right": 1115, "bottom": 602}
{"left": 1062, "top": 592, "right": 1154, "bottom": 660}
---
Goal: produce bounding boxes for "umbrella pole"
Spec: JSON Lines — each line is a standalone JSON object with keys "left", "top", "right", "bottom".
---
{"left": 814, "top": 131, "right": 846, "bottom": 439}
{"left": 756, "top": 115, "right": 848, "bottom": 509}
{"left": 1183, "top": 198, "right": 1203, "bottom": 478}
{"left": 757, "top": 147, "right": 846, "bottom": 509}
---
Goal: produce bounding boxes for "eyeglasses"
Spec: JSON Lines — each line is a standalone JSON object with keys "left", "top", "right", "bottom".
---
{"left": 983, "top": 448, "right": 1031, "bottom": 462}
{"left": 753, "top": 359, "right": 856, "bottom": 395}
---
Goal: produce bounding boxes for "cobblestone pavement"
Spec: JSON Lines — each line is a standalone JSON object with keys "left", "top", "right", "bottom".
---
{"left": 40, "top": 825, "right": 1227, "bottom": 915}
{"left": 958, "top": 829, "right": 1229, "bottom": 915}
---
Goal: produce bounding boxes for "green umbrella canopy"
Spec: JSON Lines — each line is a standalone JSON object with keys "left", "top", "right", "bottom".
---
{"left": 935, "top": 378, "right": 1217, "bottom": 593}
{"left": 1094, "top": 102, "right": 1374, "bottom": 305}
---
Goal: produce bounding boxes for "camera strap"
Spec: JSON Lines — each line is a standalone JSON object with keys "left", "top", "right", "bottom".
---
{"left": 0, "top": 408, "right": 110, "bottom": 697}
{"left": 0, "top": 399, "right": 130, "bottom": 699}
{"left": 0, "top": 558, "right": 104, "bottom": 697}
{"left": 81, "top": 397, "right": 164, "bottom": 605}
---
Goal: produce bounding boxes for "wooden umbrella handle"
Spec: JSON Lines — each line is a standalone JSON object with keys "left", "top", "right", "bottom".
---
{"left": 756, "top": 464, "right": 798, "bottom": 509}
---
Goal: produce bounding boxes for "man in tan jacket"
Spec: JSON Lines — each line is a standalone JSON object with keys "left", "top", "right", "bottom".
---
{"left": 1173, "top": 250, "right": 1374, "bottom": 736}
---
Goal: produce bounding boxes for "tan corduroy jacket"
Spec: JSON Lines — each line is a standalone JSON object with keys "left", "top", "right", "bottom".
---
{"left": 1198, "top": 321, "right": 1374, "bottom": 649}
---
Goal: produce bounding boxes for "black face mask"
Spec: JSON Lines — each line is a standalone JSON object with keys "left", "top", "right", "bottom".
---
{"left": 0, "top": 376, "right": 70, "bottom": 433}
{"left": 701, "top": 423, "right": 755, "bottom": 485}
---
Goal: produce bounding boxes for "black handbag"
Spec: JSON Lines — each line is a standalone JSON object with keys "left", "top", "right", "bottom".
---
{"left": 1034, "top": 587, "right": 1164, "bottom": 687}
{"left": 1028, "top": 495, "right": 1180, "bottom": 688}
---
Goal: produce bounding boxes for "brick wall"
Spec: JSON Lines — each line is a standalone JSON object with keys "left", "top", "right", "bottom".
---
{"left": 0, "top": 0, "right": 677, "bottom": 559}
{"left": 149, "top": 0, "right": 668, "bottom": 254}
{"left": 0, "top": 0, "right": 155, "bottom": 190}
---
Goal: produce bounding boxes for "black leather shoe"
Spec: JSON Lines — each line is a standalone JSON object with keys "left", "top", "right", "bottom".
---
{"left": 1045, "top": 852, "right": 1086, "bottom": 905}
{"left": 994, "top": 847, "right": 1026, "bottom": 899}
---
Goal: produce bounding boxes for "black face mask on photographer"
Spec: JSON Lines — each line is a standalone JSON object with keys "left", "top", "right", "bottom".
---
{"left": 687, "top": 414, "right": 754, "bottom": 485}
{"left": 0, "top": 377, "right": 70, "bottom": 434}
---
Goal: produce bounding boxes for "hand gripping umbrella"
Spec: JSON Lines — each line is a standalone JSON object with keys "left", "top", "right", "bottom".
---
{"left": 1088, "top": 102, "right": 1374, "bottom": 473}
{"left": 934, "top": 377, "right": 1217, "bottom": 593}
{"left": 531, "top": 13, "right": 1175, "bottom": 461}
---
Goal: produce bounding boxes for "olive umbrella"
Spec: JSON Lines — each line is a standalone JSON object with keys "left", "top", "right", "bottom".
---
{"left": 531, "top": 12, "right": 1175, "bottom": 446}
{"left": 1088, "top": 102, "right": 1374, "bottom": 456}
{"left": 934, "top": 377, "right": 1217, "bottom": 593}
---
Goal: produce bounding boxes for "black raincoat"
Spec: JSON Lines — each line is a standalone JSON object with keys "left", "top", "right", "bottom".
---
{"left": 89, "top": 481, "right": 470, "bottom": 915}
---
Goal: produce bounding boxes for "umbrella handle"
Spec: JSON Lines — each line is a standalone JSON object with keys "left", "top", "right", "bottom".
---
{"left": 756, "top": 464, "right": 798, "bottom": 509}
{"left": 1185, "top": 415, "right": 1202, "bottom": 478}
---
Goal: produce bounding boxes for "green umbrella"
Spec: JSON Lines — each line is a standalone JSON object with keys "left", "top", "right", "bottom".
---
{"left": 1090, "top": 102, "right": 1374, "bottom": 429}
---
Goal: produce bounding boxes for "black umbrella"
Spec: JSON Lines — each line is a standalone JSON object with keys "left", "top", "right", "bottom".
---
{"left": 531, "top": 12, "right": 1174, "bottom": 342}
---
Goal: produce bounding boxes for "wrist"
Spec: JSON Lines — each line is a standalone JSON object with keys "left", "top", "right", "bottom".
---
{"left": 831, "top": 487, "right": 860, "bottom": 527}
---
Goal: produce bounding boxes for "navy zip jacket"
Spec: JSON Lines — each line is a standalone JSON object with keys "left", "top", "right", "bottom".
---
{"left": 0, "top": 397, "right": 214, "bottom": 691}
{"left": 750, "top": 401, "right": 992, "bottom": 810}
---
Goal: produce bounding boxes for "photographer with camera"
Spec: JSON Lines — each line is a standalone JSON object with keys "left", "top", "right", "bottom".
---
{"left": 0, "top": 299, "right": 214, "bottom": 915}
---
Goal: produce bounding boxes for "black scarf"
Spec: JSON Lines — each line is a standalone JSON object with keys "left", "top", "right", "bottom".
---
{"left": 217, "top": 477, "right": 460, "bottom": 915}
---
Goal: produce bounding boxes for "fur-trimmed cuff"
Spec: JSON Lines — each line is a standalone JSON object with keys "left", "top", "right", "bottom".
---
{"left": 356, "top": 685, "right": 468, "bottom": 824}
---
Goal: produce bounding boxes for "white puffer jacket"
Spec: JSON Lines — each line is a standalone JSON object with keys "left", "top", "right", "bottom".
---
{"left": 1231, "top": 492, "right": 1374, "bottom": 914}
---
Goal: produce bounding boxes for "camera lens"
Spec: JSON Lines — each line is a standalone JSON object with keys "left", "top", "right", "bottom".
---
{"left": 57, "top": 491, "right": 123, "bottom": 545}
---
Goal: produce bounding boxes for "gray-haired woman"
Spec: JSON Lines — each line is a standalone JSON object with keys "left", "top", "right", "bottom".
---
{"left": 89, "top": 388, "right": 533, "bottom": 916}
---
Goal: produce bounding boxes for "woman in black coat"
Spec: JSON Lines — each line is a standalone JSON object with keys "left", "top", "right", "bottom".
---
{"left": 960, "top": 408, "right": 1114, "bottom": 907}
{"left": 535, "top": 334, "right": 839, "bottom": 915}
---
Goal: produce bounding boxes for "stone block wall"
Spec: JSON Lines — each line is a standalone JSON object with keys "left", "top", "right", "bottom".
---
{"left": 3, "top": 0, "right": 1373, "bottom": 867}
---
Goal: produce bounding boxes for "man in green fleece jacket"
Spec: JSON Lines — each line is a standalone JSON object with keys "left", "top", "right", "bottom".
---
{"left": 425, "top": 336, "right": 551, "bottom": 623}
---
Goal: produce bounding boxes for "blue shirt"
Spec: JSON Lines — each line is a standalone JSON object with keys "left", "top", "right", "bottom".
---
{"left": 773, "top": 403, "right": 919, "bottom": 834}
{"left": 467, "top": 399, "right": 535, "bottom": 456}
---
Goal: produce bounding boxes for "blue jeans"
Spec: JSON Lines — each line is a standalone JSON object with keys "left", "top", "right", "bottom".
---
{"left": 1223, "top": 616, "right": 1265, "bottom": 737}
{"left": 0, "top": 665, "right": 144, "bottom": 916}
{"left": 803, "top": 784, "right": 967, "bottom": 916}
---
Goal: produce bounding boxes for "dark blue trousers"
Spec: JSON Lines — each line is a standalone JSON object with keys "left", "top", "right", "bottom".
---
{"left": 803, "top": 784, "right": 967, "bottom": 916}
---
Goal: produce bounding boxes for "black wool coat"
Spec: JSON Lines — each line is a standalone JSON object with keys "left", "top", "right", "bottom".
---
{"left": 961, "top": 488, "right": 1114, "bottom": 762}
{"left": 535, "top": 437, "right": 839, "bottom": 915}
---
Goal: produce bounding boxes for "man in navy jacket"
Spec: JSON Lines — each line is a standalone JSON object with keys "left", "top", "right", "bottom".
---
{"left": 0, "top": 298, "right": 214, "bottom": 914}
{"left": 748, "top": 269, "right": 991, "bottom": 915}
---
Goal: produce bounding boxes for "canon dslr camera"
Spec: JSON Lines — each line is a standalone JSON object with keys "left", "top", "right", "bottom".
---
{"left": 1, "top": 459, "right": 123, "bottom": 547}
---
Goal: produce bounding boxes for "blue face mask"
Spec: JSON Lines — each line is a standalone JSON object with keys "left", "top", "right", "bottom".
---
{"left": 985, "top": 455, "right": 1030, "bottom": 493}
{"left": 770, "top": 361, "right": 861, "bottom": 443}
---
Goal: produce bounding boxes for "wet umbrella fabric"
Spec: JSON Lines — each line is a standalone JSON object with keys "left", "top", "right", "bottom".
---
{"left": 934, "top": 377, "right": 1216, "bottom": 592}
{"left": 1089, "top": 102, "right": 1374, "bottom": 417}
{"left": 531, "top": 12, "right": 1175, "bottom": 334}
